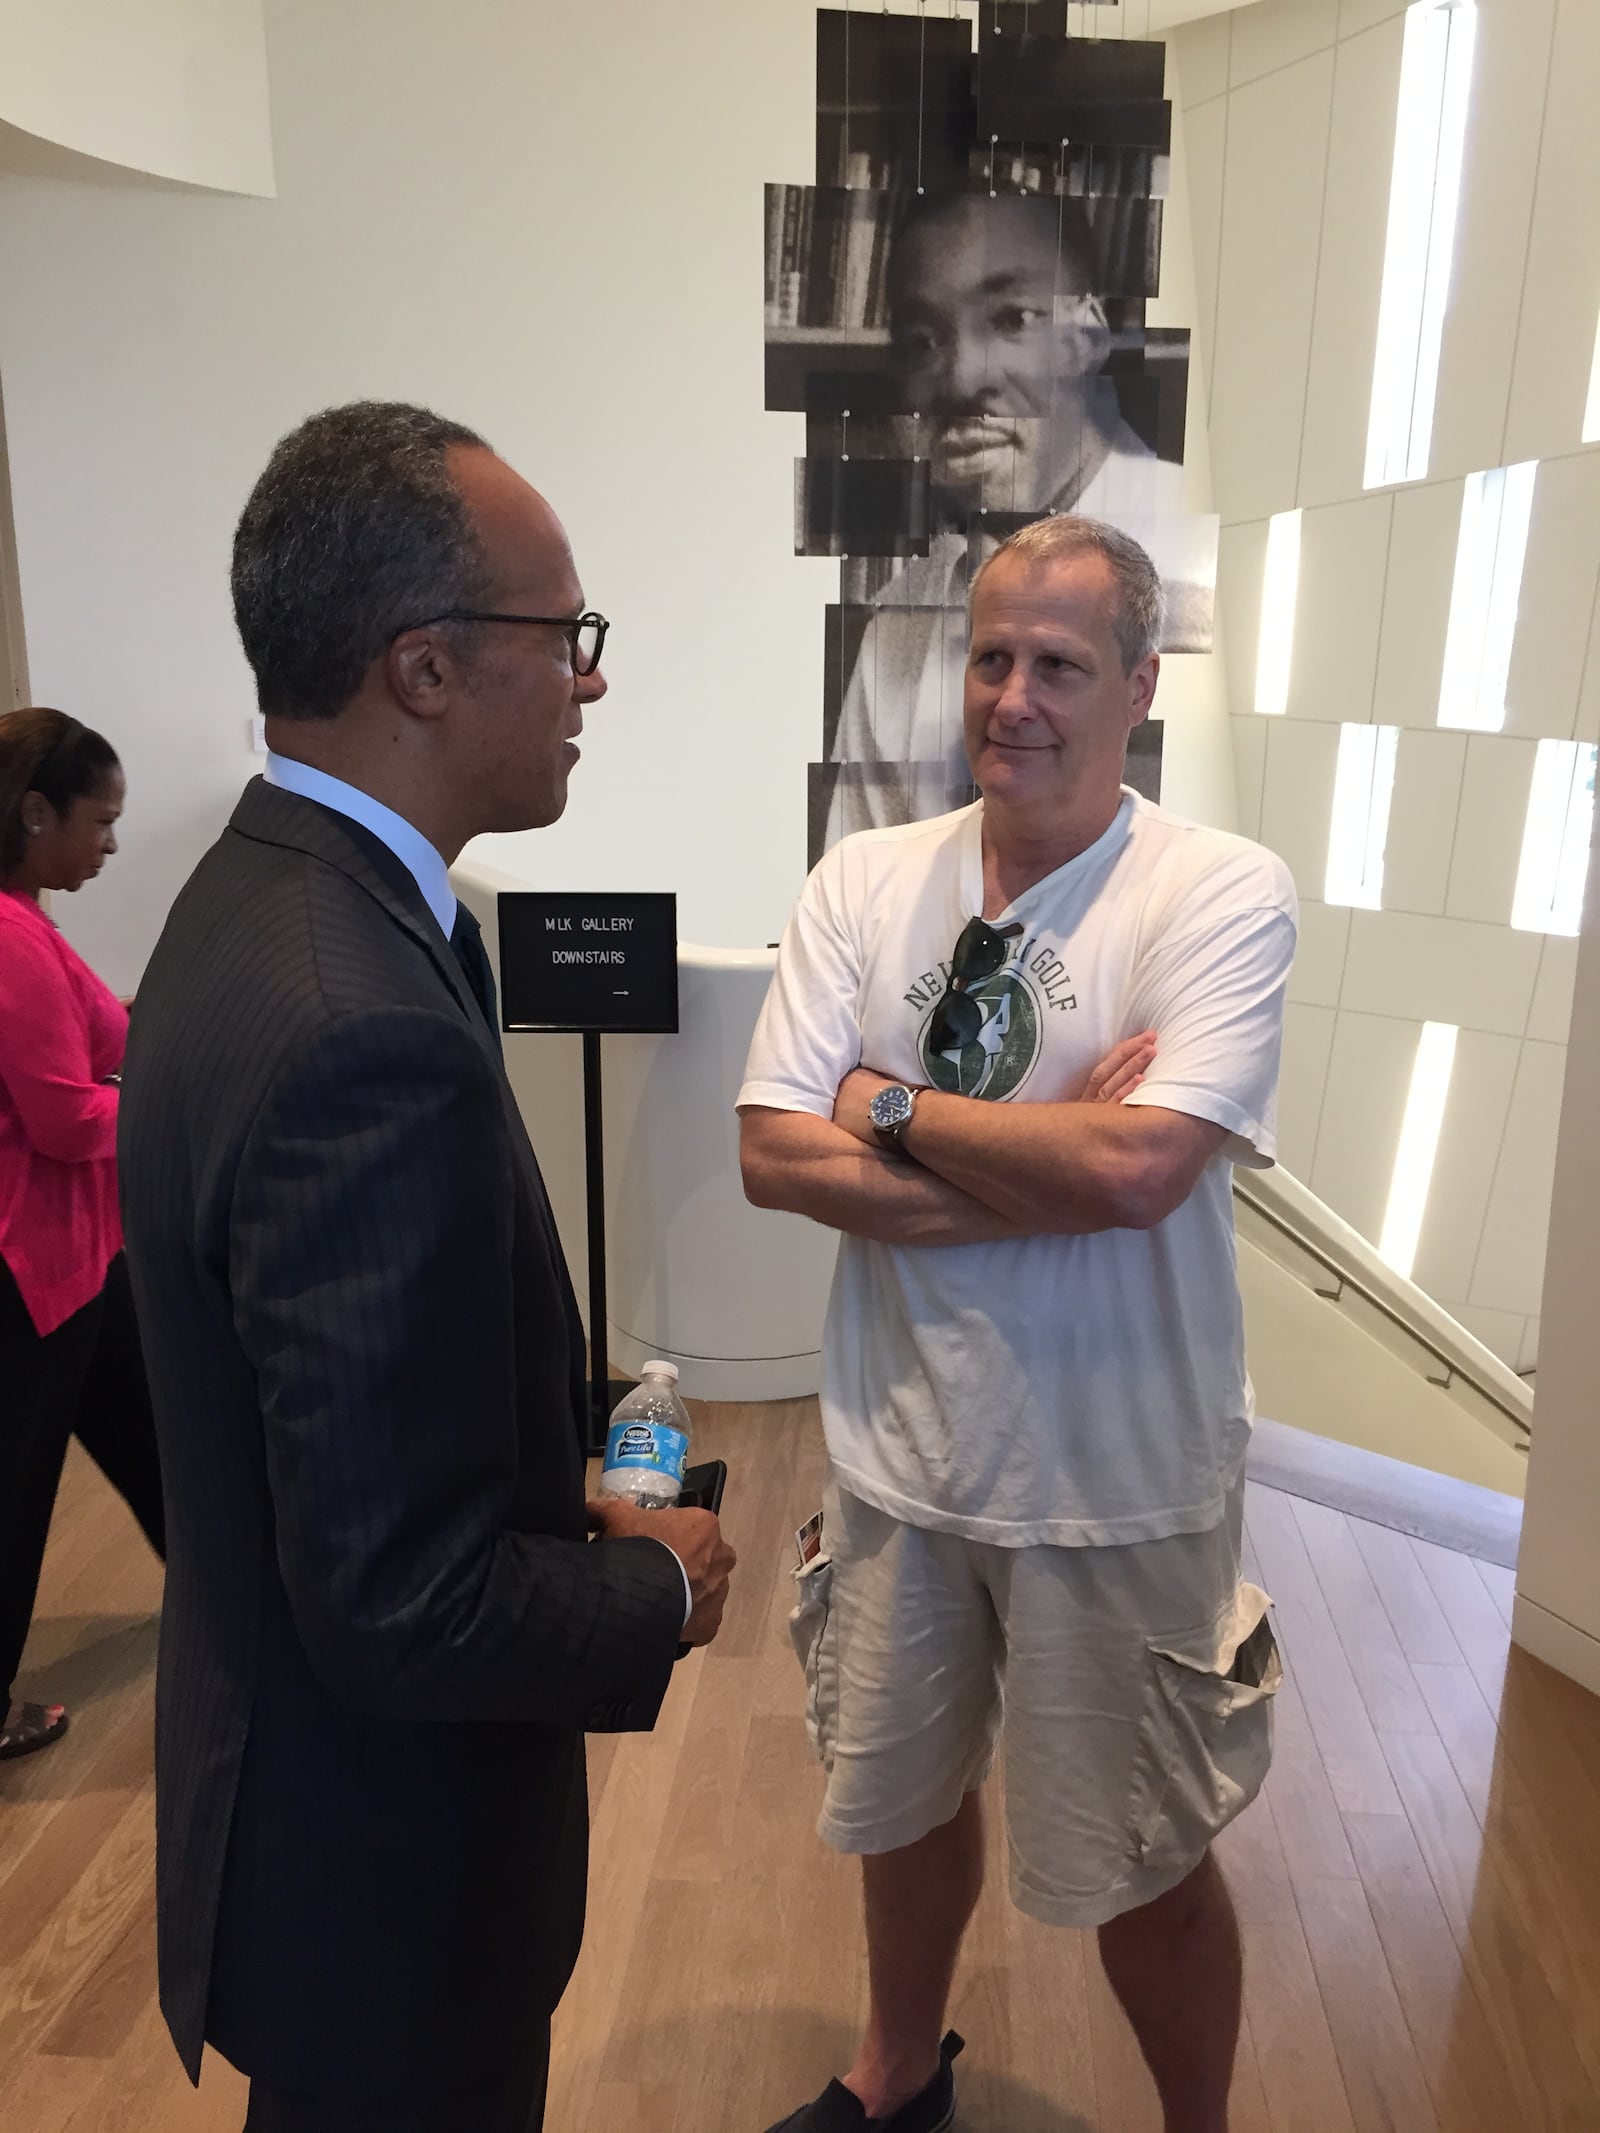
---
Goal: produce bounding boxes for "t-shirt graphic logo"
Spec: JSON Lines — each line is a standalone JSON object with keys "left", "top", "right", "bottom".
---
{"left": 919, "top": 966, "right": 1042, "bottom": 1100}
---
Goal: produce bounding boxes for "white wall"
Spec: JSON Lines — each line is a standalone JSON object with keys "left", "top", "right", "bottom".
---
{"left": 0, "top": 0, "right": 274, "bottom": 195}
{"left": 1174, "top": 0, "right": 1600, "bottom": 1376}
{"left": 0, "top": 0, "right": 830, "bottom": 991}
{"left": 0, "top": 373, "right": 26, "bottom": 711}
{"left": 1516, "top": 854, "right": 1600, "bottom": 1694}
{"left": 0, "top": 0, "right": 1235, "bottom": 999}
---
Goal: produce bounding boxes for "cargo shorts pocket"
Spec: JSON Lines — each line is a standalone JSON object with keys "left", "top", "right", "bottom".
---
{"left": 1130, "top": 1581, "right": 1282, "bottom": 1875}
{"left": 788, "top": 1555, "right": 838, "bottom": 1768}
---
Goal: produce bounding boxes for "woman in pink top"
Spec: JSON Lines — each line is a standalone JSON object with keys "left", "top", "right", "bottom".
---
{"left": 0, "top": 708, "right": 165, "bottom": 1759}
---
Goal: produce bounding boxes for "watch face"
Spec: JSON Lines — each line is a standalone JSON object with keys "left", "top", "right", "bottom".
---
{"left": 869, "top": 1083, "right": 916, "bottom": 1131}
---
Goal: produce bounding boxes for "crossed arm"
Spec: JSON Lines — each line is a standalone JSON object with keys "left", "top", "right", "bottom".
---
{"left": 740, "top": 1036, "right": 1229, "bottom": 1246}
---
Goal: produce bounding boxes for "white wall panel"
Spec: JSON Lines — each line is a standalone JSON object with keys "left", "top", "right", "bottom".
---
{"left": 1208, "top": 53, "right": 1336, "bottom": 524}
{"left": 1259, "top": 715, "right": 1341, "bottom": 897}
{"left": 1155, "top": 658, "right": 1241, "bottom": 832}
{"left": 1173, "top": 12, "right": 1235, "bottom": 106}
{"left": 1443, "top": 736, "right": 1537, "bottom": 926}
{"left": 1277, "top": 999, "right": 1337, "bottom": 1176}
{"left": 1289, "top": 493, "right": 1391, "bottom": 722}
{"left": 1336, "top": 0, "right": 1408, "bottom": 36}
{"left": 1575, "top": 580, "right": 1600, "bottom": 745}
{"left": 1215, "top": 517, "right": 1268, "bottom": 713}
{"left": 1229, "top": 0, "right": 1339, "bottom": 86}
{"left": 1518, "top": 762, "right": 1600, "bottom": 1683}
{"left": 1383, "top": 727, "right": 1466, "bottom": 916}
{"left": 1428, "top": 0, "right": 1558, "bottom": 483}
{"left": 1452, "top": 1304, "right": 1526, "bottom": 1370}
{"left": 1308, "top": 1008, "right": 1420, "bottom": 1237}
{"left": 1199, "top": 0, "right": 1598, "bottom": 1484}
{"left": 1287, "top": 897, "right": 1351, "bottom": 1007}
{"left": 1181, "top": 95, "right": 1229, "bottom": 411}
{"left": 1518, "top": 1316, "right": 1539, "bottom": 1372}
{"left": 1296, "top": 16, "right": 1403, "bottom": 508}
{"left": 1505, "top": 453, "right": 1600, "bottom": 742}
{"left": 1527, "top": 936, "right": 1579, "bottom": 1044}
{"left": 1151, "top": 0, "right": 1263, "bottom": 27}
{"left": 1410, "top": 1027, "right": 1522, "bottom": 1304}
{"left": 1472, "top": 1038, "right": 1569, "bottom": 1315}
{"left": 1502, "top": 0, "right": 1600, "bottom": 465}
{"left": 1340, "top": 910, "right": 1542, "bottom": 1033}
{"left": 1231, "top": 712, "right": 1269, "bottom": 840}
{"left": 1371, "top": 478, "right": 1464, "bottom": 729}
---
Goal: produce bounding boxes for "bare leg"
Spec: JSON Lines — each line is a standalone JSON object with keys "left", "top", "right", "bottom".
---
{"left": 1096, "top": 1850, "right": 1242, "bottom": 2133}
{"left": 841, "top": 1789, "right": 985, "bottom": 2119}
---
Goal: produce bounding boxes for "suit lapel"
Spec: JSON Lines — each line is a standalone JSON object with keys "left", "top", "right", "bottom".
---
{"left": 228, "top": 776, "right": 488, "bottom": 1041}
{"left": 228, "top": 778, "right": 590, "bottom": 1449}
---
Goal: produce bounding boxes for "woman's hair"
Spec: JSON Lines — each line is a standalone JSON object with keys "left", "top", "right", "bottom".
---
{"left": 0, "top": 708, "right": 121, "bottom": 879}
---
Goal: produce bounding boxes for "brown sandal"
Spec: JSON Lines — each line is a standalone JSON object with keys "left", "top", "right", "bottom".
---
{"left": 0, "top": 1700, "right": 69, "bottom": 1760}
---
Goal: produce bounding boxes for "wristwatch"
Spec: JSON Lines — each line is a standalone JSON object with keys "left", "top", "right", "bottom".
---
{"left": 868, "top": 1081, "right": 927, "bottom": 1154}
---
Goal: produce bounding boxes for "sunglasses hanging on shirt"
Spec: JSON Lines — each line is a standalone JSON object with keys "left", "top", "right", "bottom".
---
{"left": 927, "top": 917, "right": 1024, "bottom": 1055}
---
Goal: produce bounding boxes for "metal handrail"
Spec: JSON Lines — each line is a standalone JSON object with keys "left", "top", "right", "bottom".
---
{"left": 1233, "top": 1176, "right": 1533, "bottom": 1440}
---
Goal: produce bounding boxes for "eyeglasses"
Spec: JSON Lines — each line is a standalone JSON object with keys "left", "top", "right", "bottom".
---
{"left": 393, "top": 609, "right": 609, "bottom": 676}
{"left": 927, "top": 916, "right": 1024, "bottom": 1054}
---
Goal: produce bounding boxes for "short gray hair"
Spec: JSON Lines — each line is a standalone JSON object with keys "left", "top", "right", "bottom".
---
{"left": 232, "top": 400, "right": 493, "bottom": 721}
{"left": 971, "top": 514, "right": 1165, "bottom": 671}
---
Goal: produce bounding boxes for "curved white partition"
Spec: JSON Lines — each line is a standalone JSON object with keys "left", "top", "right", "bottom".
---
{"left": 454, "top": 858, "right": 837, "bottom": 1402}
{"left": 0, "top": 0, "right": 274, "bottom": 196}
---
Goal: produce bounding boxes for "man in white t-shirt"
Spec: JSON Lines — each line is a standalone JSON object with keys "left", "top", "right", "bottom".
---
{"left": 739, "top": 516, "right": 1295, "bottom": 2133}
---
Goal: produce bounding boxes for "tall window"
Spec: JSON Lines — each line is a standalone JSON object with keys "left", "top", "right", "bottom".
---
{"left": 1364, "top": 0, "right": 1477, "bottom": 489}
{"left": 1436, "top": 462, "right": 1537, "bottom": 732}
{"left": 1512, "top": 740, "right": 1597, "bottom": 936}
{"left": 1325, "top": 724, "right": 1399, "bottom": 910}
{"left": 1254, "top": 510, "right": 1302, "bottom": 717}
{"left": 1379, "top": 1021, "right": 1458, "bottom": 1279}
{"left": 1583, "top": 303, "right": 1600, "bottom": 444}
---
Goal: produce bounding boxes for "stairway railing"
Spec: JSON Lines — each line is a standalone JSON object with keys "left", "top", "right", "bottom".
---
{"left": 1234, "top": 1165, "right": 1533, "bottom": 1443}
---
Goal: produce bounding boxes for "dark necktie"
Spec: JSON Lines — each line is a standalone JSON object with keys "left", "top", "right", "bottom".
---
{"left": 449, "top": 904, "right": 503, "bottom": 1058}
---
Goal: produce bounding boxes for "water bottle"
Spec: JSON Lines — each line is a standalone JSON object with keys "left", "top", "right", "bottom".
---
{"left": 598, "top": 1362, "right": 691, "bottom": 1509}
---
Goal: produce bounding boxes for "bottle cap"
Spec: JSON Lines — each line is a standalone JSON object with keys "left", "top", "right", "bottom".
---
{"left": 640, "top": 1359, "right": 680, "bottom": 1383}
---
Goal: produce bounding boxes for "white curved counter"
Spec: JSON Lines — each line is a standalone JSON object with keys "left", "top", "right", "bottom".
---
{"left": 454, "top": 857, "right": 836, "bottom": 1401}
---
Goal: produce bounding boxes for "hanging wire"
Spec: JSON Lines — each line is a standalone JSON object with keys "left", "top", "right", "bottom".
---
{"left": 917, "top": 0, "right": 927, "bottom": 192}
{"left": 843, "top": 0, "right": 850, "bottom": 180}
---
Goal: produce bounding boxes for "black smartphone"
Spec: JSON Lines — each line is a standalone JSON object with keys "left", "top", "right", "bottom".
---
{"left": 676, "top": 1459, "right": 727, "bottom": 1515}
{"left": 672, "top": 1460, "right": 728, "bottom": 1661}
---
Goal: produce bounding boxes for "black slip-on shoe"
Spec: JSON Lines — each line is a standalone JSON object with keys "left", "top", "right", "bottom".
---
{"left": 762, "top": 2031, "right": 965, "bottom": 2133}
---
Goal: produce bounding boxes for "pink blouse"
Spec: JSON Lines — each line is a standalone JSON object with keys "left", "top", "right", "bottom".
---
{"left": 0, "top": 889, "right": 127, "bottom": 1335}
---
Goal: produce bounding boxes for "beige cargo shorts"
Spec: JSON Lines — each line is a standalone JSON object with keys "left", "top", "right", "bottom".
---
{"left": 789, "top": 1475, "right": 1281, "bottom": 1928}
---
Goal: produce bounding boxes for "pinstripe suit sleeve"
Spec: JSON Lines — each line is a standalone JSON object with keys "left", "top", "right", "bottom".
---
{"left": 227, "top": 1000, "right": 684, "bottom": 1728}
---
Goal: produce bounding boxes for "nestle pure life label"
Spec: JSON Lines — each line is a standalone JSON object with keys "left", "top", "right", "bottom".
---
{"left": 602, "top": 1419, "right": 689, "bottom": 1482}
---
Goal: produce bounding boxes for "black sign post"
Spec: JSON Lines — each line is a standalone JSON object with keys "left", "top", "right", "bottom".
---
{"left": 497, "top": 892, "right": 679, "bottom": 1454}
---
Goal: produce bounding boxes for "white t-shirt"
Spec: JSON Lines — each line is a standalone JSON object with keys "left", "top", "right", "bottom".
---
{"left": 739, "top": 791, "right": 1298, "bottom": 1547}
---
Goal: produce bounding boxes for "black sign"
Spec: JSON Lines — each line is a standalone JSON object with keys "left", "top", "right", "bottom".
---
{"left": 497, "top": 892, "right": 679, "bottom": 1034}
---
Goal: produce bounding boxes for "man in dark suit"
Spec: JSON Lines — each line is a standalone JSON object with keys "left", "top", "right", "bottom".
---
{"left": 119, "top": 401, "right": 736, "bottom": 2132}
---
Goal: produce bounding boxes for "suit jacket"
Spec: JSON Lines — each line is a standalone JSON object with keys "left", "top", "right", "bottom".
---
{"left": 118, "top": 777, "right": 685, "bottom": 2095}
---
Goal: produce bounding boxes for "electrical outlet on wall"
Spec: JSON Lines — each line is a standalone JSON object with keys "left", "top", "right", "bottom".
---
{"left": 248, "top": 713, "right": 266, "bottom": 755}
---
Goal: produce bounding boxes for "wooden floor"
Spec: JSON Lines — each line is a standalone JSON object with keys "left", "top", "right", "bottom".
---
{"left": 4, "top": 1401, "right": 1600, "bottom": 2132}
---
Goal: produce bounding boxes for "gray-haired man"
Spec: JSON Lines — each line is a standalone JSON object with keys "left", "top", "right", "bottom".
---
{"left": 740, "top": 516, "right": 1295, "bottom": 2133}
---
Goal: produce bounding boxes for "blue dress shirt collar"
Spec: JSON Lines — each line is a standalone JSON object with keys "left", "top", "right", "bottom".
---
{"left": 263, "top": 752, "right": 457, "bottom": 941}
